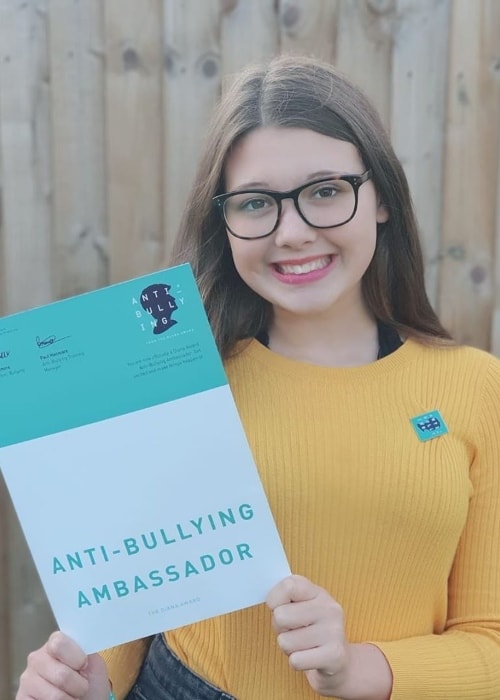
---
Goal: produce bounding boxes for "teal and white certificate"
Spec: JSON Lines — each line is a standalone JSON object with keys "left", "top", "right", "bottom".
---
{"left": 0, "top": 264, "right": 290, "bottom": 653}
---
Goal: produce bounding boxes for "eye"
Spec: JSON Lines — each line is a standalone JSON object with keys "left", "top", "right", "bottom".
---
{"left": 235, "top": 194, "right": 275, "bottom": 213}
{"left": 310, "top": 182, "right": 339, "bottom": 199}
{"left": 242, "top": 198, "right": 267, "bottom": 211}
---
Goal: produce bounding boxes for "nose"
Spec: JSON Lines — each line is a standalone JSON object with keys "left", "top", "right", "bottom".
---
{"left": 273, "top": 199, "right": 318, "bottom": 248}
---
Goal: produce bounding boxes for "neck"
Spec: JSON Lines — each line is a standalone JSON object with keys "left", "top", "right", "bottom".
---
{"left": 268, "top": 306, "right": 379, "bottom": 368}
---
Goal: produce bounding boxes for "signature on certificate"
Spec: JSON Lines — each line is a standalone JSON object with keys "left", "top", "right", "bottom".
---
{"left": 36, "top": 335, "right": 71, "bottom": 348}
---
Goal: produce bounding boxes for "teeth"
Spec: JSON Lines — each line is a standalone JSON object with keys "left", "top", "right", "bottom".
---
{"left": 276, "top": 256, "right": 331, "bottom": 275}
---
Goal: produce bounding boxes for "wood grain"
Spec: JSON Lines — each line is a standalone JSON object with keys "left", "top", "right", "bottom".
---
{"left": 439, "top": 0, "right": 500, "bottom": 347}
{"left": 105, "top": 0, "right": 164, "bottom": 283}
{"left": 0, "top": 0, "right": 499, "bottom": 689}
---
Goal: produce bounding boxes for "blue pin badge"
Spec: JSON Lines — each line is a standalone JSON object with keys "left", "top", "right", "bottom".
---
{"left": 410, "top": 410, "right": 448, "bottom": 442}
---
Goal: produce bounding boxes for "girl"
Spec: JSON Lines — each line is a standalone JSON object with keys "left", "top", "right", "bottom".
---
{"left": 17, "top": 55, "right": 500, "bottom": 700}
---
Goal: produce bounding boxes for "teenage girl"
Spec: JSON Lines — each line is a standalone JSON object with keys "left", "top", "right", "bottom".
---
{"left": 16, "top": 55, "right": 500, "bottom": 700}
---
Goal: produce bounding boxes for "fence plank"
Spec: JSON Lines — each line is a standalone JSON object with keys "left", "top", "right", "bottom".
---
{"left": 104, "top": 0, "right": 164, "bottom": 283}
{"left": 279, "top": 0, "right": 340, "bottom": 63}
{"left": 0, "top": 129, "right": 5, "bottom": 319}
{"left": 48, "top": 0, "right": 108, "bottom": 300}
{"left": 0, "top": 2, "right": 57, "bottom": 694}
{"left": 438, "top": 0, "right": 500, "bottom": 347}
{"left": 390, "top": 0, "right": 450, "bottom": 308}
{"left": 335, "top": 0, "right": 395, "bottom": 128}
{"left": 0, "top": 0, "right": 53, "bottom": 314}
{"left": 220, "top": 0, "right": 279, "bottom": 77}
{"left": 162, "top": 0, "right": 221, "bottom": 255}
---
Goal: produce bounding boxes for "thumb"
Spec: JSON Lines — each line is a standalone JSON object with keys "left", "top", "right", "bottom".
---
{"left": 80, "top": 653, "right": 110, "bottom": 700}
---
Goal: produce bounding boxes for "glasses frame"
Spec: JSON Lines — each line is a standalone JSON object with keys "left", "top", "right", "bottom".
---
{"left": 213, "top": 169, "right": 373, "bottom": 240}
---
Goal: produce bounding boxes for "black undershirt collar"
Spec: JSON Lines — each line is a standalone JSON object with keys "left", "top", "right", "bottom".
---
{"left": 256, "top": 320, "right": 403, "bottom": 360}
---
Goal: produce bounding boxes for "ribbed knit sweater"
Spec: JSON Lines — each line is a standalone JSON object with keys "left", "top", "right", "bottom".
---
{"left": 102, "top": 338, "right": 500, "bottom": 699}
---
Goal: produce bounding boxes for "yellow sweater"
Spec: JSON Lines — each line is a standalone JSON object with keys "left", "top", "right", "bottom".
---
{"left": 102, "top": 338, "right": 500, "bottom": 699}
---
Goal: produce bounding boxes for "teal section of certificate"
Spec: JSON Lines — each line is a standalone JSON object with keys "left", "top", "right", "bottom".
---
{"left": 0, "top": 264, "right": 227, "bottom": 446}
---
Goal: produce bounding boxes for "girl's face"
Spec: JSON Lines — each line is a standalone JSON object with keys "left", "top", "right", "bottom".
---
{"left": 223, "top": 127, "right": 388, "bottom": 324}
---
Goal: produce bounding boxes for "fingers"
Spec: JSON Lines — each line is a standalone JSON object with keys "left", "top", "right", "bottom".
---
{"left": 266, "top": 574, "right": 349, "bottom": 686}
{"left": 266, "top": 574, "right": 321, "bottom": 609}
{"left": 272, "top": 594, "right": 343, "bottom": 631}
{"left": 276, "top": 614, "right": 349, "bottom": 678}
{"left": 267, "top": 575, "right": 344, "bottom": 632}
{"left": 283, "top": 642, "right": 347, "bottom": 675}
{"left": 17, "top": 633, "right": 89, "bottom": 700}
{"left": 274, "top": 601, "right": 345, "bottom": 675}
{"left": 18, "top": 665, "right": 88, "bottom": 700}
{"left": 46, "top": 632, "right": 87, "bottom": 671}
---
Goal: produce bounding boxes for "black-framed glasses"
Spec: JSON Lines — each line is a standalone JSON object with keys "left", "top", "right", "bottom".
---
{"left": 213, "top": 170, "right": 372, "bottom": 240}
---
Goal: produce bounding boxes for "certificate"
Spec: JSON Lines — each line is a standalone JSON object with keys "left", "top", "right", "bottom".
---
{"left": 0, "top": 264, "right": 290, "bottom": 653}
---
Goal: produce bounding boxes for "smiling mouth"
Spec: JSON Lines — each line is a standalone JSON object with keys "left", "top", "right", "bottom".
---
{"left": 274, "top": 255, "right": 332, "bottom": 275}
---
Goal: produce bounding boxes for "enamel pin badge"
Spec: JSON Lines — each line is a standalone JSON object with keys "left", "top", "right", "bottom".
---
{"left": 410, "top": 410, "right": 448, "bottom": 442}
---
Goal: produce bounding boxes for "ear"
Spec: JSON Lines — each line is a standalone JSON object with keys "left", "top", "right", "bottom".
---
{"left": 376, "top": 203, "right": 389, "bottom": 223}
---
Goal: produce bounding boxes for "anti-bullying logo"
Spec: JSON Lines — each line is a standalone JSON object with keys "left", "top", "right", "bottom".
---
{"left": 136, "top": 283, "right": 178, "bottom": 334}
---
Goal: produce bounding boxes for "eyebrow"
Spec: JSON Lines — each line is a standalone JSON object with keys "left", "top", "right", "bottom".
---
{"left": 229, "top": 170, "right": 348, "bottom": 192}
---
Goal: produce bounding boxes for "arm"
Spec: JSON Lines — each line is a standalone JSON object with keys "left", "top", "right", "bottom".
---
{"left": 268, "top": 357, "right": 500, "bottom": 699}
{"left": 372, "top": 358, "right": 500, "bottom": 698}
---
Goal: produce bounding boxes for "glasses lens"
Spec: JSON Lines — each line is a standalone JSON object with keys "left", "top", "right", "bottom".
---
{"left": 223, "top": 192, "right": 278, "bottom": 238}
{"left": 298, "top": 179, "right": 356, "bottom": 228}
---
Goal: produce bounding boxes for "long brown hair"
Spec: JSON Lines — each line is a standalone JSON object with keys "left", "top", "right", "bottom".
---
{"left": 170, "top": 54, "right": 452, "bottom": 358}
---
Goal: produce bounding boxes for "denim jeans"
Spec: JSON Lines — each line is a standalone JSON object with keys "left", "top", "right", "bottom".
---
{"left": 125, "top": 633, "right": 237, "bottom": 700}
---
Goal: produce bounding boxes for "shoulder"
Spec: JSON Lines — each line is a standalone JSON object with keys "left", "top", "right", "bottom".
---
{"left": 223, "top": 340, "right": 254, "bottom": 372}
{"left": 415, "top": 342, "right": 500, "bottom": 405}
{"left": 427, "top": 344, "right": 500, "bottom": 435}
{"left": 413, "top": 341, "right": 500, "bottom": 375}
{"left": 223, "top": 340, "right": 271, "bottom": 396}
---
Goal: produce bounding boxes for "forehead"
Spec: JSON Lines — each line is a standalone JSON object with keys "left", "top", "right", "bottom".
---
{"left": 224, "top": 127, "right": 363, "bottom": 190}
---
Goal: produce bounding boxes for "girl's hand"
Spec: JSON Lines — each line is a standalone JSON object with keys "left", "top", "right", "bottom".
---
{"left": 16, "top": 631, "right": 110, "bottom": 700}
{"left": 266, "top": 575, "right": 392, "bottom": 699}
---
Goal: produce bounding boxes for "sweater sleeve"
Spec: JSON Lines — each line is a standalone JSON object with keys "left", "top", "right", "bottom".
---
{"left": 373, "top": 356, "right": 500, "bottom": 699}
{"left": 100, "top": 635, "right": 153, "bottom": 700}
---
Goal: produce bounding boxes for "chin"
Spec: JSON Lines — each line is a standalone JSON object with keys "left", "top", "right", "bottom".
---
{"left": 275, "top": 302, "right": 336, "bottom": 317}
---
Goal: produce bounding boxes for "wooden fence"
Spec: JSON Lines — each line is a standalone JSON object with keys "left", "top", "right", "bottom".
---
{"left": 0, "top": 0, "right": 499, "bottom": 696}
